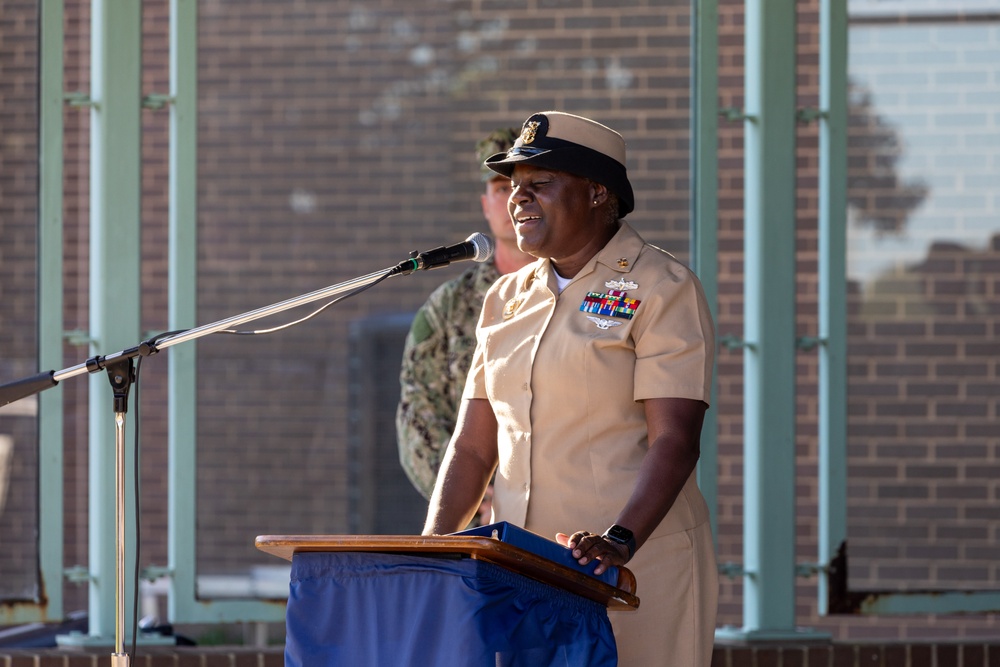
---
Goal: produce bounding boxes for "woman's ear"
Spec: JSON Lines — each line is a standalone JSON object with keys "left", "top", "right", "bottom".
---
{"left": 590, "top": 182, "right": 609, "bottom": 206}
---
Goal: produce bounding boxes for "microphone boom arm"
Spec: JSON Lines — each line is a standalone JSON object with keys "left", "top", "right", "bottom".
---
{"left": 0, "top": 267, "right": 394, "bottom": 407}
{"left": 1, "top": 232, "right": 495, "bottom": 406}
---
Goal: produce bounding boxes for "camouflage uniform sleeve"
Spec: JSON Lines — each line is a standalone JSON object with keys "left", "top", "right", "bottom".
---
{"left": 396, "top": 263, "right": 498, "bottom": 499}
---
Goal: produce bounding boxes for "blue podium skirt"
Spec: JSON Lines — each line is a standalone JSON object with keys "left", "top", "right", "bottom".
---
{"left": 285, "top": 551, "right": 618, "bottom": 667}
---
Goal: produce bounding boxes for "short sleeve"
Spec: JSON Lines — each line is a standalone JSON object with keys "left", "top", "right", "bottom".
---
{"left": 632, "top": 265, "right": 715, "bottom": 403}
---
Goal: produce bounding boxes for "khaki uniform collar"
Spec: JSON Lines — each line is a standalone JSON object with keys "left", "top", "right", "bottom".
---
{"left": 529, "top": 220, "right": 643, "bottom": 291}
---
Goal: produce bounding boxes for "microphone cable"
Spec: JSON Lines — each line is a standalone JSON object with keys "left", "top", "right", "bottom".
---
{"left": 216, "top": 268, "right": 394, "bottom": 336}
{"left": 131, "top": 353, "right": 143, "bottom": 660}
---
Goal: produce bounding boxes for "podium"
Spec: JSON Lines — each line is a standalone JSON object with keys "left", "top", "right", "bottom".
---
{"left": 256, "top": 534, "right": 640, "bottom": 667}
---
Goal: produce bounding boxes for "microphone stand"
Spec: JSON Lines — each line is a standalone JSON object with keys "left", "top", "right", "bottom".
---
{"left": 0, "top": 264, "right": 411, "bottom": 665}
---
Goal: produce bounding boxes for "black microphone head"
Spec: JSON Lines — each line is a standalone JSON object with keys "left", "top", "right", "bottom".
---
{"left": 466, "top": 232, "right": 495, "bottom": 263}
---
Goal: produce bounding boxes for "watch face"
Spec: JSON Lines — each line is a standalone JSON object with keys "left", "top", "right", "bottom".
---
{"left": 607, "top": 525, "right": 633, "bottom": 542}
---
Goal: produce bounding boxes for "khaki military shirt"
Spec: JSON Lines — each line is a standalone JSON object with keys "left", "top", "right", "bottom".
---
{"left": 463, "top": 222, "right": 714, "bottom": 541}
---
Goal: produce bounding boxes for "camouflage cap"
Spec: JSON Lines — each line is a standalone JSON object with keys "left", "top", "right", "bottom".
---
{"left": 475, "top": 127, "right": 519, "bottom": 182}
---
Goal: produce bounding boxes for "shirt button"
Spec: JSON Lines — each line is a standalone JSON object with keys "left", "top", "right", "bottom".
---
{"left": 522, "top": 382, "right": 528, "bottom": 390}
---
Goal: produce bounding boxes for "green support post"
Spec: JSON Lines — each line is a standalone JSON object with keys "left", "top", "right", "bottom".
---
{"left": 37, "top": 0, "right": 66, "bottom": 625}
{"left": 716, "top": 0, "right": 827, "bottom": 641}
{"left": 817, "top": 0, "right": 848, "bottom": 616}
{"left": 164, "top": 0, "right": 285, "bottom": 624}
{"left": 166, "top": 0, "right": 200, "bottom": 624}
{"left": 691, "top": 0, "right": 720, "bottom": 544}
{"left": 57, "top": 0, "right": 143, "bottom": 647}
{"left": 739, "top": 0, "right": 797, "bottom": 635}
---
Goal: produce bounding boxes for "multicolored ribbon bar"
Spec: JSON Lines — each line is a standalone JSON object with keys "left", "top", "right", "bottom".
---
{"left": 580, "top": 291, "right": 641, "bottom": 320}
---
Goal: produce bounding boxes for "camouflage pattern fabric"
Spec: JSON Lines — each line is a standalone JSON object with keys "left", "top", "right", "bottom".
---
{"left": 396, "top": 261, "right": 501, "bottom": 498}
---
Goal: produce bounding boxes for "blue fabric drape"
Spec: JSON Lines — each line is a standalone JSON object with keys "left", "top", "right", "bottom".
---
{"left": 285, "top": 551, "right": 618, "bottom": 667}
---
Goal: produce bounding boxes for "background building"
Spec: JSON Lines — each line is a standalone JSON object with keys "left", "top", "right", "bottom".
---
{"left": 0, "top": 0, "right": 997, "bottom": 660}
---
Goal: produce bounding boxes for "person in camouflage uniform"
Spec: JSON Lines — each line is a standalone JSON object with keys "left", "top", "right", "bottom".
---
{"left": 396, "top": 128, "right": 534, "bottom": 509}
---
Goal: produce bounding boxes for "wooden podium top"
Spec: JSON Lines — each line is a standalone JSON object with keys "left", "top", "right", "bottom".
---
{"left": 256, "top": 534, "right": 639, "bottom": 610}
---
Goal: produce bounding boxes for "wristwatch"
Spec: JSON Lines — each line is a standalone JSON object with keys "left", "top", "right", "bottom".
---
{"left": 602, "top": 524, "right": 636, "bottom": 561}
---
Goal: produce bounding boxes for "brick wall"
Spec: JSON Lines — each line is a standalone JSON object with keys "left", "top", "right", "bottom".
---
{"left": 0, "top": 0, "right": 41, "bottom": 601}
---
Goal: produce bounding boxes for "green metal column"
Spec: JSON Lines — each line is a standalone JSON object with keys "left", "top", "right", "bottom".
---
{"left": 817, "top": 0, "right": 848, "bottom": 615}
{"left": 85, "top": 0, "right": 143, "bottom": 644}
{"left": 164, "top": 0, "right": 284, "bottom": 624}
{"left": 691, "top": 0, "right": 720, "bottom": 542}
{"left": 38, "top": 0, "right": 65, "bottom": 624}
{"left": 717, "top": 0, "right": 800, "bottom": 640}
{"left": 741, "top": 0, "right": 797, "bottom": 634}
{"left": 167, "top": 0, "right": 199, "bottom": 621}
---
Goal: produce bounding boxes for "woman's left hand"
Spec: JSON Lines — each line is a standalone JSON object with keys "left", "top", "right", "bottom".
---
{"left": 556, "top": 530, "right": 630, "bottom": 575}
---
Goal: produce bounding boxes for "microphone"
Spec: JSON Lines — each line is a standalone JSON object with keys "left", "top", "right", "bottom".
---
{"left": 391, "top": 232, "right": 495, "bottom": 275}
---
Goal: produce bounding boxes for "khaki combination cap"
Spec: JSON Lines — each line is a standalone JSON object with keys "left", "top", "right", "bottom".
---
{"left": 485, "top": 111, "right": 635, "bottom": 216}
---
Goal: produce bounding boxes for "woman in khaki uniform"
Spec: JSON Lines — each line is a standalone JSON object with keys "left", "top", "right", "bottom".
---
{"left": 423, "top": 111, "right": 718, "bottom": 666}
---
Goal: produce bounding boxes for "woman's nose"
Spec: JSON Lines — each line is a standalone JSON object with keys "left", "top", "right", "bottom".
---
{"left": 510, "top": 184, "right": 530, "bottom": 203}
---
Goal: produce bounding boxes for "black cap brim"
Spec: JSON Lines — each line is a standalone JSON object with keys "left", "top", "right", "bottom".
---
{"left": 485, "top": 143, "right": 635, "bottom": 216}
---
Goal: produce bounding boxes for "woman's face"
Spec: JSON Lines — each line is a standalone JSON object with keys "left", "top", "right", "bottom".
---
{"left": 508, "top": 164, "right": 596, "bottom": 261}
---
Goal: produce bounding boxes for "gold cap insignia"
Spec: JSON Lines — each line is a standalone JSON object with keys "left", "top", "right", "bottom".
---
{"left": 520, "top": 121, "right": 541, "bottom": 145}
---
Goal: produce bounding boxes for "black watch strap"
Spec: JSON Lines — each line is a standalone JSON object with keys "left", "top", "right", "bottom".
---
{"left": 602, "top": 524, "right": 636, "bottom": 561}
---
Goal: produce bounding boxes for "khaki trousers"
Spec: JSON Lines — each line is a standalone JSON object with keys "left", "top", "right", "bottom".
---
{"left": 609, "top": 520, "right": 718, "bottom": 666}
